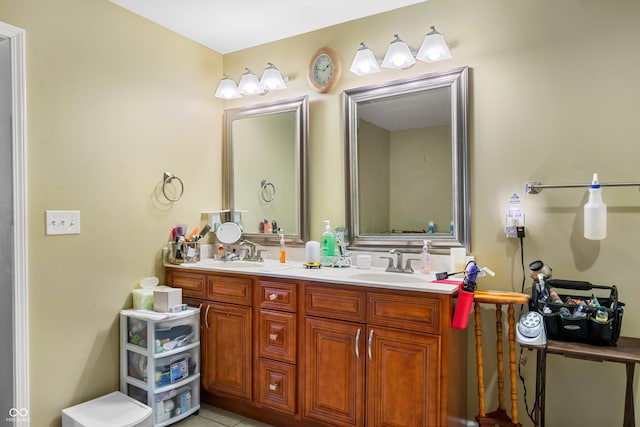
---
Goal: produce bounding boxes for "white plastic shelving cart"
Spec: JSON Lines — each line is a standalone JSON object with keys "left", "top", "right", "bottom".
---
{"left": 120, "top": 308, "right": 200, "bottom": 426}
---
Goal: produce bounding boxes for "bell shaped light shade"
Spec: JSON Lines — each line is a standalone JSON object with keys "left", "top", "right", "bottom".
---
{"left": 238, "top": 68, "right": 265, "bottom": 95}
{"left": 214, "top": 75, "right": 241, "bottom": 99}
{"left": 349, "top": 42, "right": 381, "bottom": 76}
{"left": 416, "top": 26, "right": 452, "bottom": 63}
{"left": 381, "top": 34, "right": 416, "bottom": 70}
{"left": 259, "top": 63, "right": 287, "bottom": 91}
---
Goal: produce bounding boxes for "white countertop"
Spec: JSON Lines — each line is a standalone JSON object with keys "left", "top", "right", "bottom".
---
{"left": 166, "top": 258, "right": 461, "bottom": 295}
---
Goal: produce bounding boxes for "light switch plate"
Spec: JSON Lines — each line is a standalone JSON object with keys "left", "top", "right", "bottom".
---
{"left": 45, "top": 210, "right": 80, "bottom": 235}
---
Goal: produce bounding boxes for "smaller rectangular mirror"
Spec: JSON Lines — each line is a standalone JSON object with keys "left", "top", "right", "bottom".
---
{"left": 223, "top": 96, "right": 309, "bottom": 246}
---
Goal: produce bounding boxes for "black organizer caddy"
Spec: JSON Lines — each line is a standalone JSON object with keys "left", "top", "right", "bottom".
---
{"left": 530, "top": 279, "right": 625, "bottom": 346}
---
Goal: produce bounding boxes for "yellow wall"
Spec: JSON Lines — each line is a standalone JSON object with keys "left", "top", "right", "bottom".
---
{"left": 0, "top": 0, "right": 223, "bottom": 425}
{"left": 224, "top": 2, "right": 640, "bottom": 425}
{"left": 2, "top": 0, "right": 640, "bottom": 425}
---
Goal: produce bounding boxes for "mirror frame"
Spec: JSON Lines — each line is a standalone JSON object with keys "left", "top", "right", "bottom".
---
{"left": 223, "top": 95, "right": 309, "bottom": 246}
{"left": 343, "top": 66, "right": 469, "bottom": 252}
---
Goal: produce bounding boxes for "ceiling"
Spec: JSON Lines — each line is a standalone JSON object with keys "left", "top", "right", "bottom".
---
{"left": 110, "top": 0, "right": 427, "bottom": 54}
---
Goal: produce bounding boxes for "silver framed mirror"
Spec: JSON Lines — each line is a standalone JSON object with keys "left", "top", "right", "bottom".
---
{"left": 343, "top": 66, "right": 469, "bottom": 252}
{"left": 223, "top": 96, "right": 309, "bottom": 246}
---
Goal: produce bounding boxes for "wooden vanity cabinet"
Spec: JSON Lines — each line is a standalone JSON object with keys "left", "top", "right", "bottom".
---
{"left": 167, "top": 269, "right": 253, "bottom": 401}
{"left": 167, "top": 267, "right": 466, "bottom": 427}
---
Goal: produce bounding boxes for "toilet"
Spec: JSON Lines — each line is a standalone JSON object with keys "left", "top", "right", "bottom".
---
{"left": 62, "top": 391, "right": 152, "bottom": 427}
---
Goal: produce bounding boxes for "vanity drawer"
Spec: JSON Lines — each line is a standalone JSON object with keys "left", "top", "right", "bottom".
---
{"left": 304, "top": 285, "right": 366, "bottom": 322}
{"left": 258, "top": 281, "right": 297, "bottom": 312}
{"left": 257, "top": 358, "right": 296, "bottom": 415}
{"left": 206, "top": 275, "right": 252, "bottom": 306}
{"left": 367, "top": 292, "right": 441, "bottom": 334}
{"left": 258, "top": 310, "right": 296, "bottom": 363}
{"left": 165, "top": 270, "right": 206, "bottom": 299}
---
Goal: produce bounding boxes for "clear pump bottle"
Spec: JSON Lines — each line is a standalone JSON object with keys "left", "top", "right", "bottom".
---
{"left": 420, "top": 240, "right": 431, "bottom": 274}
{"left": 584, "top": 173, "right": 607, "bottom": 240}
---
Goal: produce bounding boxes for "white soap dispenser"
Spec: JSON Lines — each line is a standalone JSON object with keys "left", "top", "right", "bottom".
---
{"left": 584, "top": 173, "right": 607, "bottom": 240}
{"left": 420, "top": 240, "right": 431, "bottom": 274}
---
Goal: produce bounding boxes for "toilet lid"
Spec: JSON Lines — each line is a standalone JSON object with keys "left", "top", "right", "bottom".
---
{"left": 62, "top": 391, "right": 151, "bottom": 427}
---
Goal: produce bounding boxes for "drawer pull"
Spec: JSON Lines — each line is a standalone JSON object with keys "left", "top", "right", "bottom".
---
{"left": 269, "top": 293, "right": 278, "bottom": 301}
{"left": 368, "top": 329, "right": 374, "bottom": 362}
{"left": 269, "top": 383, "right": 278, "bottom": 391}
{"left": 269, "top": 333, "right": 279, "bottom": 341}
{"left": 355, "top": 328, "right": 361, "bottom": 360}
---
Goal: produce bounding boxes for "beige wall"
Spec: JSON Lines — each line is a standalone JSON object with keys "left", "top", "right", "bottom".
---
{"left": 357, "top": 119, "right": 390, "bottom": 234}
{"left": 0, "top": 0, "right": 223, "bottom": 425}
{"left": 224, "top": 1, "right": 640, "bottom": 425}
{"left": 2, "top": 0, "right": 640, "bottom": 425}
{"left": 390, "top": 126, "right": 452, "bottom": 232}
{"left": 233, "top": 111, "right": 297, "bottom": 233}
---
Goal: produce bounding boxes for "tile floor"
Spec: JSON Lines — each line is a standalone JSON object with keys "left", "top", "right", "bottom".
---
{"left": 173, "top": 403, "right": 274, "bottom": 427}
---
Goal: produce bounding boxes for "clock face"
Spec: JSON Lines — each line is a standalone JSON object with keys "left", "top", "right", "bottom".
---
{"left": 312, "top": 54, "right": 334, "bottom": 86}
{"left": 308, "top": 47, "right": 341, "bottom": 93}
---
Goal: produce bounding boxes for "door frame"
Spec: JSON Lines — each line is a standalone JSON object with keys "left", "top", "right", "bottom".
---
{"left": 0, "top": 20, "right": 28, "bottom": 415}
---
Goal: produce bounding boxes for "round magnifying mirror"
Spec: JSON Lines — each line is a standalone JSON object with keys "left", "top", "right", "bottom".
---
{"left": 216, "top": 222, "right": 242, "bottom": 244}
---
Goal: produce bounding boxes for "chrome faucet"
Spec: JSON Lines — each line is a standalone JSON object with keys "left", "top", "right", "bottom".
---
{"left": 381, "top": 249, "right": 420, "bottom": 273}
{"left": 239, "top": 240, "right": 266, "bottom": 262}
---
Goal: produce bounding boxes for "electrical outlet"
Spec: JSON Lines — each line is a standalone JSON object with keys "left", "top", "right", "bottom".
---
{"left": 506, "top": 225, "right": 525, "bottom": 238}
{"left": 45, "top": 210, "right": 80, "bottom": 235}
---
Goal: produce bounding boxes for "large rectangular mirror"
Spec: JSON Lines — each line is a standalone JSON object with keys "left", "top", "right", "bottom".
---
{"left": 223, "top": 96, "right": 309, "bottom": 246}
{"left": 344, "top": 66, "right": 469, "bottom": 252}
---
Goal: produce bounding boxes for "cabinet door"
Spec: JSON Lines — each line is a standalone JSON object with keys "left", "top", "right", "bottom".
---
{"left": 366, "top": 327, "right": 440, "bottom": 427}
{"left": 304, "top": 318, "right": 364, "bottom": 427}
{"left": 202, "top": 302, "right": 252, "bottom": 400}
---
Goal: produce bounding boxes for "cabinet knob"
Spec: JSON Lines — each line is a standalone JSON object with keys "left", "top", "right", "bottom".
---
{"left": 269, "top": 293, "right": 278, "bottom": 301}
{"left": 269, "top": 383, "right": 278, "bottom": 391}
{"left": 269, "top": 333, "right": 279, "bottom": 341}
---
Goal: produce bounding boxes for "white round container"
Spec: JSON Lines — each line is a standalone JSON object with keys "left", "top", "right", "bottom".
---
{"left": 305, "top": 241, "right": 320, "bottom": 263}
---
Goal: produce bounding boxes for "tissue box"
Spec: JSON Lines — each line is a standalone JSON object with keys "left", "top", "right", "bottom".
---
{"left": 153, "top": 287, "right": 182, "bottom": 313}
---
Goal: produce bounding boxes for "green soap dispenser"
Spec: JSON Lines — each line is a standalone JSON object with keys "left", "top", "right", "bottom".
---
{"left": 321, "top": 220, "right": 336, "bottom": 257}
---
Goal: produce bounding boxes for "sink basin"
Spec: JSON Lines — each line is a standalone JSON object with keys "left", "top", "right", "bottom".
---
{"left": 206, "top": 260, "right": 263, "bottom": 269}
{"left": 349, "top": 273, "right": 428, "bottom": 284}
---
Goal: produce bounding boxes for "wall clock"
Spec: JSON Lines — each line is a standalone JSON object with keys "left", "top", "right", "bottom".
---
{"left": 307, "top": 47, "right": 341, "bottom": 93}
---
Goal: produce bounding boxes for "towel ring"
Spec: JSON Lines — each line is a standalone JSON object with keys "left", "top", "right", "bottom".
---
{"left": 260, "top": 179, "right": 276, "bottom": 203}
{"left": 162, "top": 171, "right": 184, "bottom": 202}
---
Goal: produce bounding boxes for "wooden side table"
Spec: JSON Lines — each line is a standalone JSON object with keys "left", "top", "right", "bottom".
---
{"left": 472, "top": 290, "right": 529, "bottom": 427}
{"left": 520, "top": 337, "right": 640, "bottom": 427}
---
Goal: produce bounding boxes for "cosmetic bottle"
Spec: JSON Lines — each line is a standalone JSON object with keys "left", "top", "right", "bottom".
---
{"left": 321, "top": 220, "right": 335, "bottom": 257}
{"left": 279, "top": 233, "right": 286, "bottom": 263}
{"left": 264, "top": 219, "right": 273, "bottom": 235}
{"left": 420, "top": 240, "right": 431, "bottom": 274}
{"left": 584, "top": 173, "right": 607, "bottom": 240}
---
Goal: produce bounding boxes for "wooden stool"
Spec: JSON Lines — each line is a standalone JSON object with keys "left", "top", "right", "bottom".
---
{"left": 472, "top": 290, "right": 529, "bottom": 427}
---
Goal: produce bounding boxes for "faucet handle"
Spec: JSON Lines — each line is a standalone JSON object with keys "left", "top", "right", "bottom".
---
{"left": 380, "top": 256, "right": 396, "bottom": 272}
{"left": 403, "top": 257, "right": 421, "bottom": 273}
{"left": 255, "top": 248, "right": 267, "bottom": 262}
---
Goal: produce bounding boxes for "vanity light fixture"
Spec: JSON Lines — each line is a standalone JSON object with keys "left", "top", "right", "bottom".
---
{"left": 238, "top": 68, "right": 265, "bottom": 96}
{"left": 349, "top": 42, "right": 381, "bottom": 76}
{"left": 349, "top": 26, "right": 453, "bottom": 76}
{"left": 214, "top": 64, "right": 289, "bottom": 99}
{"left": 416, "top": 26, "right": 452, "bottom": 62}
{"left": 381, "top": 34, "right": 416, "bottom": 70}
{"left": 259, "top": 62, "right": 287, "bottom": 91}
{"left": 214, "top": 75, "right": 241, "bottom": 99}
